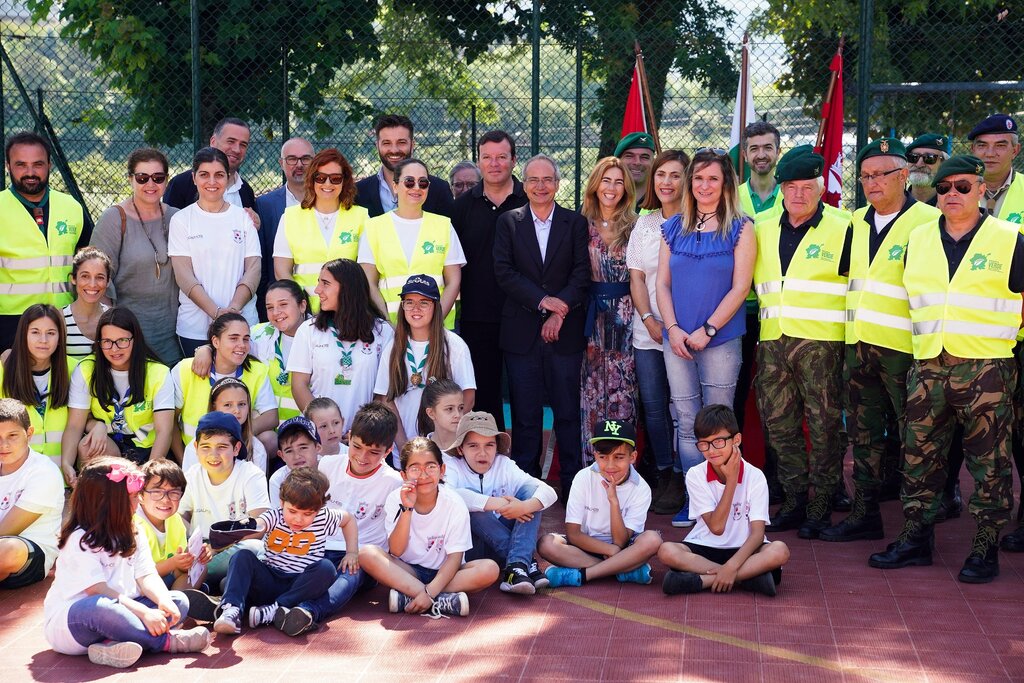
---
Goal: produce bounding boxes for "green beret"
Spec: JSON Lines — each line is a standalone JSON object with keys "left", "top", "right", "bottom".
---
{"left": 775, "top": 146, "right": 824, "bottom": 182}
{"left": 931, "top": 154, "right": 985, "bottom": 187}
{"left": 907, "top": 133, "right": 947, "bottom": 154}
{"left": 614, "top": 132, "right": 656, "bottom": 157}
{"left": 856, "top": 138, "right": 906, "bottom": 168}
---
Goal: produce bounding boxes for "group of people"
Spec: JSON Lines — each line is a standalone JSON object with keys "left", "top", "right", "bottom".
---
{"left": 0, "top": 106, "right": 1022, "bottom": 667}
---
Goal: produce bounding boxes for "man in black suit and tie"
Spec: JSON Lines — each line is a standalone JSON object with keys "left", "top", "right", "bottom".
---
{"left": 494, "top": 154, "right": 590, "bottom": 497}
{"left": 354, "top": 114, "right": 454, "bottom": 218}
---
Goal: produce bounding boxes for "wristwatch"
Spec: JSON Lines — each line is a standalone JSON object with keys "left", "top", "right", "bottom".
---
{"left": 703, "top": 322, "right": 718, "bottom": 337}
{"left": 641, "top": 312, "right": 654, "bottom": 322}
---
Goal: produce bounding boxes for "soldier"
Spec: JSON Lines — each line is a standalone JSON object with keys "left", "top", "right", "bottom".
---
{"left": 614, "top": 132, "right": 656, "bottom": 206}
{"left": 869, "top": 155, "right": 1023, "bottom": 583}
{"left": 906, "top": 134, "right": 948, "bottom": 206}
{"left": 819, "top": 139, "right": 940, "bottom": 542}
{"left": 752, "top": 146, "right": 852, "bottom": 538}
{"left": 969, "top": 114, "right": 1023, "bottom": 223}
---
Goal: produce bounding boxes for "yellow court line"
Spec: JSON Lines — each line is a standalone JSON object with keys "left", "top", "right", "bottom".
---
{"left": 547, "top": 590, "right": 904, "bottom": 683}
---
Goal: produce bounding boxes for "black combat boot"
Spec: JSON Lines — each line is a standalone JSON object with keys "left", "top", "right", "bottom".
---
{"left": 958, "top": 527, "right": 1000, "bottom": 583}
{"left": 819, "top": 490, "right": 884, "bottom": 542}
{"left": 1000, "top": 524, "right": 1024, "bottom": 552}
{"left": 935, "top": 481, "right": 962, "bottom": 523}
{"left": 868, "top": 520, "right": 934, "bottom": 568}
{"left": 767, "top": 493, "right": 807, "bottom": 532}
{"left": 831, "top": 478, "right": 852, "bottom": 512}
{"left": 798, "top": 491, "right": 833, "bottom": 539}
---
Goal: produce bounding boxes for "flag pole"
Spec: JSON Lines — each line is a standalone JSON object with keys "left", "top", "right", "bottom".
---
{"left": 815, "top": 36, "right": 846, "bottom": 151}
{"left": 737, "top": 31, "right": 750, "bottom": 180}
{"left": 634, "top": 41, "right": 661, "bottom": 153}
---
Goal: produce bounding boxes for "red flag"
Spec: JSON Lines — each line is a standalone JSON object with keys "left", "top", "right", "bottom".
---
{"left": 816, "top": 52, "right": 845, "bottom": 207}
{"left": 621, "top": 60, "right": 648, "bottom": 137}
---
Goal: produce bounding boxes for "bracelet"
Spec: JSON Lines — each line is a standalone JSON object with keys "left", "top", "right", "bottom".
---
{"left": 423, "top": 585, "right": 435, "bottom": 601}
{"left": 667, "top": 323, "right": 680, "bottom": 332}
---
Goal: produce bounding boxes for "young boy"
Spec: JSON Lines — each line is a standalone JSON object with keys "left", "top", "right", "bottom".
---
{"left": 269, "top": 416, "right": 325, "bottom": 507}
{"left": 278, "top": 402, "right": 402, "bottom": 636}
{"left": 306, "top": 397, "right": 346, "bottom": 456}
{"left": 0, "top": 399, "right": 64, "bottom": 589}
{"left": 212, "top": 466, "right": 358, "bottom": 635}
{"left": 538, "top": 419, "right": 662, "bottom": 587}
{"left": 658, "top": 404, "right": 790, "bottom": 597}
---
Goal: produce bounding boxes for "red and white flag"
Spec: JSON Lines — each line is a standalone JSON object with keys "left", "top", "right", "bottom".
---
{"left": 815, "top": 52, "right": 845, "bottom": 207}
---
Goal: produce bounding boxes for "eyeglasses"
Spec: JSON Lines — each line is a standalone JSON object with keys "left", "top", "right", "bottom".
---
{"left": 142, "top": 488, "right": 183, "bottom": 501}
{"left": 283, "top": 155, "right": 314, "bottom": 166}
{"left": 695, "top": 147, "right": 729, "bottom": 156}
{"left": 695, "top": 436, "right": 734, "bottom": 452}
{"left": 402, "top": 299, "right": 434, "bottom": 310}
{"left": 452, "top": 180, "right": 478, "bottom": 191}
{"left": 130, "top": 172, "right": 167, "bottom": 185}
{"left": 405, "top": 463, "right": 441, "bottom": 475}
{"left": 313, "top": 172, "right": 345, "bottom": 185}
{"left": 99, "top": 336, "right": 134, "bottom": 350}
{"left": 935, "top": 179, "right": 980, "bottom": 196}
{"left": 524, "top": 176, "right": 556, "bottom": 185}
{"left": 857, "top": 168, "right": 903, "bottom": 184}
{"left": 401, "top": 177, "right": 430, "bottom": 189}
{"left": 907, "top": 153, "right": 942, "bottom": 165}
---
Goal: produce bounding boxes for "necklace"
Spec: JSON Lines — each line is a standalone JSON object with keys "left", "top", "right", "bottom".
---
{"left": 695, "top": 211, "right": 716, "bottom": 233}
{"left": 406, "top": 340, "right": 429, "bottom": 387}
{"left": 130, "top": 198, "right": 167, "bottom": 278}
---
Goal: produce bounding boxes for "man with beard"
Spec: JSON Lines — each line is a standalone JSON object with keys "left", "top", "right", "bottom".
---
{"left": 906, "top": 134, "right": 948, "bottom": 206}
{"left": 614, "top": 132, "right": 656, "bottom": 207}
{"left": 354, "top": 114, "right": 453, "bottom": 218}
{"left": 0, "top": 131, "right": 86, "bottom": 349}
{"left": 738, "top": 121, "right": 782, "bottom": 217}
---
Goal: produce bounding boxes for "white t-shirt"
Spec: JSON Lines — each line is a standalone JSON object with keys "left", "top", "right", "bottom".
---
{"left": 69, "top": 367, "right": 175, "bottom": 435}
{"left": 373, "top": 330, "right": 476, "bottom": 442}
{"left": 383, "top": 484, "right": 471, "bottom": 570}
{"left": 168, "top": 203, "right": 261, "bottom": 338}
{"left": 356, "top": 215, "right": 467, "bottom": 268}
{"left": 625, "top": 211, "right": 668, "bottom": 352}
{"left": 683, "top": 459, "right": 769, "bottom": 549}
{"left": 182, "top": 436, "right": 268, "bottom": 474}
{"left": 565, "top": 464, "right": 651, "bottom": 544}
{"left": 0, "top": 449, "right": 64, "bottom": 573}
{"left": 273, "top": 210, "right": 339, "bottom": 258}
{"left": 873, "top": 210, "right": 899, "bottom": 234}
{"left": 319, "top": 452, "right": 402, "bottom": 551}
{"left": 43, "top": 528, "right": 157, "bottom": 655}
{"left": 249, "top": 322, "right": 293, "bottom": 369}
{"left": 178, "top": 460, "right": 270, "bottom": 536}
{"left": 442, "top": 453, "right": 557, "bottom": 513}
{"left": 288, "top": 318, "right": 393, "bottom": 430}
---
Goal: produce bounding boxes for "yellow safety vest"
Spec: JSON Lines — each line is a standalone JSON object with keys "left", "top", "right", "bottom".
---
{"left": 996, "top": 172, "right": 1024, "bottom": 225}
{"left": 250, "top": 322, "right": 300, "bottom": 421}
{"left": 754, "top": 204, "right": 852, "bottom": 342}
{"left": 0, "top": 357, "right": 77, "bottom": 465}
{"left": 904, "top": 216, "right": 1022, "bottom": 360}
{"left": 847, "top": 201, "right": 942, "bottom": 352}
{"left": 78, "top": 357, "right": 170, "bottom": 449}
{"left": 0, "top": 188, "right": 82, "bottom": 315}
{"left": 362, "top": 211, "right": 455, "bottom": 329}
{"left": 738, "top": 181, "right": 779, "bottom": 219}
{"left": 282, "top": 204, "right": 367, "bottom": 313}
{"left": 175, "top": 357, "right": 271, "bottom": 444}
{"left": 135, "top": 512, "right": 189, "bottom": 564}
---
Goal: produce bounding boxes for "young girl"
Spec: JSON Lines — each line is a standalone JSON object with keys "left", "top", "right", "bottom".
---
{"left": 43, "top": 457, "right": 210, "bottom": 669}
{"left": 0, "top": 304, "right": 74, "bottom": 467}
{"left": 62, "top": 307, "right": 174, "bottom": 484}
{"left": 63, "top": 247, "right": 111, "bottom": 360}
{"left": 359, "top": 437, "right": 498, "bottom": 618}
{"left": 372, "top": 275, "right": 476, "bottom": 449}
{"left": 181, "top": 377, "right": 268, "bottom": 473}
{"left": 251, "top": 280, "right": 310, "bottom": 424}
{"left": 417, "top": 378, "right": 464, "bottom": 451}
{"left": 305, "top": 396, "right": 345, "bottom": 456}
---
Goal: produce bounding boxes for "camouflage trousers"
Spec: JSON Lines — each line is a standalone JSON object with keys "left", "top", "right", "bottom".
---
{"left": 902, "top": 353, "right": 1015, "bottom": 528}
{"left": 845, "top": 342, "right": 912, "bottom": 493}
{"left": 755, "top": 336, "right": 844, "bottom": 498}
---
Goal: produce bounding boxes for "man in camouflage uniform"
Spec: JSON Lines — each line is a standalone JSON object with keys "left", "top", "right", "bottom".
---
{"left": 752, "top": 146, "right": 852, "bottom": 538}
{"left": 869, "top": 155, "right": 1023, "bottom": 583}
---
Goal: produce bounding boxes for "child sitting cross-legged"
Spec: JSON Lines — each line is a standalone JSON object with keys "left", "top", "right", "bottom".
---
{"left": 658, "top": 404, "right": 790, "bottom": 596}
{"left": 538, "top": 419, "right": 662, "bottom": 587}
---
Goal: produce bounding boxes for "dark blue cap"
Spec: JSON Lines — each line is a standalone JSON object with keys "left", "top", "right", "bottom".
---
{"left": 278, "top": 416, "right": 320, "bottom": 444}
{"left": 196, "top": 410, "right": 248, "bottom": 461}
{"left": 401, "top": 274, "right": 441, "bottom": 301}
{"left": 968, "top": 114, "right": 1018, "bottom": 141}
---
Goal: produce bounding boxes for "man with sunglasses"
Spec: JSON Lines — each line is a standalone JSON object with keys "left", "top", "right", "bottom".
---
{"left": 969, "top": 114, "right": 1024, "bottom": 224}
{"left": 870, "top": 155, "right": 1024, "bottom": 583}
{"left": 905, "top": 134, "right": 948, "bottom": 206}
{"left": 820, "top": 139, "right": 939, "bottom": 543}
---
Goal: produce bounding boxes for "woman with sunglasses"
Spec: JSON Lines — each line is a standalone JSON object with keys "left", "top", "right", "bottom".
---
{"left": 273, "top": 149, "right": 368, "bottom": 313}
{"left": 358, "top": 158, "right": 466, "bottom": 329}
{"left": 90, "top": 148, "right": 182, "bottom": 365}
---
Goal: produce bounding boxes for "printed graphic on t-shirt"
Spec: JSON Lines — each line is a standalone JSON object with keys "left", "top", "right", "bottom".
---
{"left": 425, "top": 534, "right": 446, "bottom": 555}
{"left": 266, "top": 528, "right": 315, "bottom": 556}
{"left": 0, "top": 489, "right": 22, "bottom": 511}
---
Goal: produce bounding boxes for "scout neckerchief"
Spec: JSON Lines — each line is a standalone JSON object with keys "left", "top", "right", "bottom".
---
{"left": 406, "top": 340, "right": 429, "bottom": 388}
{"left": 328, "top": 321, "right": 357, "bottom": 386}
{"left": 210, "top": 365, "right": 244, "bottom": 387}
{"left": 32, "top": 370, "right": 49, "bottom": 419}
{"left": 12, "top": 186, "right": 50, "bottom": 229}
{"left": 273, "top": 332, "right": 289, "bottom": 386}
{"left": 111, "top": 385, "right": 132, "bottom": 437}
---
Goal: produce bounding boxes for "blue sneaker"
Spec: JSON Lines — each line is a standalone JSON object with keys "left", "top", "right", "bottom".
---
{"left": 672, "top": 503, "right": 694, "bottom": 528}
{"left": 544, "top": 565, "right": 583, "bottom": 587}
{"left": 616, "top": 563, "right": 653, "bottom": 584}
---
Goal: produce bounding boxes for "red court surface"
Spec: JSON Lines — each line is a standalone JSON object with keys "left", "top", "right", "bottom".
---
{"left": 2, "top": 471, "right": 1022, "bottom": 683}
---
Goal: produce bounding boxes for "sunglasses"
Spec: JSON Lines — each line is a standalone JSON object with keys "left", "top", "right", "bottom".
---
{"left": 695, "top": 147, "right": 729, "bottom": 157}
{"left": 313, "top": 172, "right": 345, "bottom": 185}
{"left": 907, "top": 153, "right": 942, "bottom": 165}
{"left": 401, "top": 177, "right": 430, "bottom": 189}
{"left": 130, "top": 172, "right": 168, "bottom": 184}
{"left": 935, "top": 179, "right": 979, "bottom": 196}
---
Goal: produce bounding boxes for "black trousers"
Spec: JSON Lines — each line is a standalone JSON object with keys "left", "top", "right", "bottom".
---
{"left": 461, "top": 321, "right": 506, "bottom": 431}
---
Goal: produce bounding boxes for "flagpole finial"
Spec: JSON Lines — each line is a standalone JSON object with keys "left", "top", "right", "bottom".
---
{"left": 634, "top": 40, "right": 642, "bottom": 57}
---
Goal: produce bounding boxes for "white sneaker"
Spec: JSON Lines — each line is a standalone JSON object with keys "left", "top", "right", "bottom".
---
{"left": 213, "top": 603, "right": 241, "bottom": 635}
{"left": 87, "top": 641, "right": 144, "bottom": 668}
{"left": 167, "top": 626, "right": 211, "bottom": 653}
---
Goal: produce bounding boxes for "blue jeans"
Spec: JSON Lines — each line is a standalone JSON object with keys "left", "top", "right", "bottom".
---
{"left": 664, "top": 336, "right": 742, "bottom": 474}
{"left": 220, "top": 548, "right": 337, "bottom": 611}
{"left": 465, "top": 482, "right": 543, "bottom": 568}
{"left": 67, "top": 592, "right": 188, "bottom": 652}
{"left": 297, "top": 549, "right": 373, "bottom": 622}
{"left": 634, "top": 347, "right": 675, "bottom": 472}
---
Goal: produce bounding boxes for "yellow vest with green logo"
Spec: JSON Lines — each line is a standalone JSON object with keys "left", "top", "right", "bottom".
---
{"left": 175, "top": 357, "right": 271, "bottom": 445}
{"left": 754, "top": 204, "right": 851, "bottom": 342}
{"left": 135, "top": 512, "right": 188, "bottom": 566}
{"left": 363, "top": 211, "right": 455, "bottom": 329}
{"left": 996, "top": 172, "right": 1024, "bottom": 225}
{"left": 0, "top": 357, "right": 77, "bottom": 464}
{"left": 847, "top": 202, "right": 941, "bottom": 352}
{"left": 250, "top": 322, "right": 300, "bottom": 421}
{"left": 904, "top": 216, "right": 1021, "bottom": 360}
{"left": 282, "top": 204, "right": 368, "bottom": 313}
{"left": 0, "top": 189, "right": 82, "bottom": 314}
{"left": 78, "top": 357, "right": 169, "bottom": 449}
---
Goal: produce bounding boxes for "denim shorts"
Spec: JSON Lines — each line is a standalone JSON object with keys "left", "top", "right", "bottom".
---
{"left": 0, "top": 537, "right": 45, "bottom": 589}
{"left": 409, "top": 562, "right": 439, "bottom": 584}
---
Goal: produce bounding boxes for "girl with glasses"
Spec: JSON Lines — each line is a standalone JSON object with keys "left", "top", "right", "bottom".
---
{"left": 62, "top": 247, "right": 111, "bottom": 360}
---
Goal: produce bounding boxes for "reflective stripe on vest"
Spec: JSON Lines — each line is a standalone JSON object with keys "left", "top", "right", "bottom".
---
{"left": 175, "top": 357, "right": 271, "bottom": 444}
{"left": 78, "top": 357, "right": 169, "bottom": 448}
{"left": 996, "top": 172, "right": 1024, "bottom": 225}
{"left": 753, "top": 204, "right": 852, "bottom": 341}
{"left": 904, "top": 216, "right": 1022, "bottom": 359}
{"left": 846, "top": 201, "right": 940, "bottom": 351}
{"left": 0, "top": 357, "right": 75, "bottom": 465}
{"left": 283, "top": 205, "right": 367, "bottom": 313}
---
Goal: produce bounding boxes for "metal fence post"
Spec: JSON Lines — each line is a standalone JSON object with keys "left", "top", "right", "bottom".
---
{"left": 281, "top": 43, "right": 289, "bottom": 142}
{"left": 531, "top": 0, "right": 540, "bottom": 156}
{"left": 470, "top": 105, "right": 477, "bottom": 162}
{"left": 190, "top": 0, "right": 202, "bottom": 150}
{"left": 574, "top": 28, "right": 582, "bottom": 209}
{"left": 855, "top": 0, "right": 873, "bottom": 208}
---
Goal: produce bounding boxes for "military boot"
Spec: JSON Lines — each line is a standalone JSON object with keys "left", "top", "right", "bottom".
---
{"left": 819, "top": 490, "right": 884, "bottom": 542}
{"left": 959, "top": 526, "right": 1000, "bottom": 584}
{"left": 935, "top": 481, "right": 962, "bottom": 523}
{"left": 798, "top": 491, "right": 833, "bottom": 539}
{"left": 767, "top": 493, "right": 807, "bottom": 532}
{"left": 1000, "top": 524, "right": 1024, "bottom": 552}
{"left": 832, "top": 477, "right": 852, "bottom": 512}
{"left": 868, "top": 520, "right": 934, "bottom": 569}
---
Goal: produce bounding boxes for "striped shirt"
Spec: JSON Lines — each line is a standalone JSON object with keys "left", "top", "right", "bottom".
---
{"left": 62, "top": 304, "right": 109, "bottom": 360}
{"left": 257, "top": 507, "right": 342, "bottom": 573}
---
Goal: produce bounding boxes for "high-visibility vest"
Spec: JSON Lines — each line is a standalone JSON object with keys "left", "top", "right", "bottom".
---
{"left": 753, "top": 204, "right": 852, "bottom": 342}
{"left": 847, "top": 201, "right": 942, "bottom": 352}
{"left": 739, "top": 181, "right": 779, "bottom": 218}
{"left": 0, "top": 357, "right": 77, "bottom": 465}
{"left": 0, "top": 189, "right": 82, "bottom": 314}
{"left": 362, "top": 211, "right": 455, "bottom": 329}
{"left": 250, "top": 322, "right": 300, "bottom": 421}
{"left": 904, "top": 215, "right": 1022, "bottom": 360}
{"left": 135, "top": 512, "right": 188, "bottom": 563}
{"left": 282, "top": 204, "right": 367, "bottom": 313}
{"left": 78, "top": 357, "right": 169, "bottom": 449}
{"left": 174, "top": 357, "right": 271, "bottom": 444}
{"left": 996, "top": 172, "right": 1024, "bottom": 225}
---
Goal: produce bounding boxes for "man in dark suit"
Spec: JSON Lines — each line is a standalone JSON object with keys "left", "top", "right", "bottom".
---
{"left": 494, "top": 153, "right": 590, "bottom": 496}
{"left": 165, "top": 117, "right": 258, "bottom": 214}
{"left": 354, "top": 114, "right": 454, "bottom": 218}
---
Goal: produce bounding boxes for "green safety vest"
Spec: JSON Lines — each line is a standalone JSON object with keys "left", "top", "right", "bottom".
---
{"left": 175, "top": 357, "right": 271, "bottom": 444}
{"left": 78, "top": 357, "right": 169, "bottom": 449}
{"left": 282, "top": 204, "right": 367, "bottom": 313}
{"left": 0, "top": 357, "right": 77, "bottom": 465}
{"left": 996, "top": 172, "right": 1024, "bottom": 225}
{"left": 739, "top": 181, "right": 779, "bottom": 218}
{"left": 250, "top": 322, "right": 300, "bottom": 421}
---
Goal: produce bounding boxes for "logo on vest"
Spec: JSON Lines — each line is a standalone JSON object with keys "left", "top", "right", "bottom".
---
{"left": 55, "top": 220, "right": 77, "bottom": 237}
{"left": 132, "top": 400, "right": 153, "bottom": 413}
{"left": 421, "top": 241, "right": 446, "bottom": 255}
{"left": 338, "top": 231, "right": 353, "bottom": 244}
{"left": 804, "top": 243, "right": 836, "bottom": 262}
{"left": 887, "top": 244, "right": 905, "bottom": 261}
{"left": 970, "top": 253, "right": 990, "bottom": 271}
{"left": 1007, "top": 213, "right": 1022, "bottom": 224}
